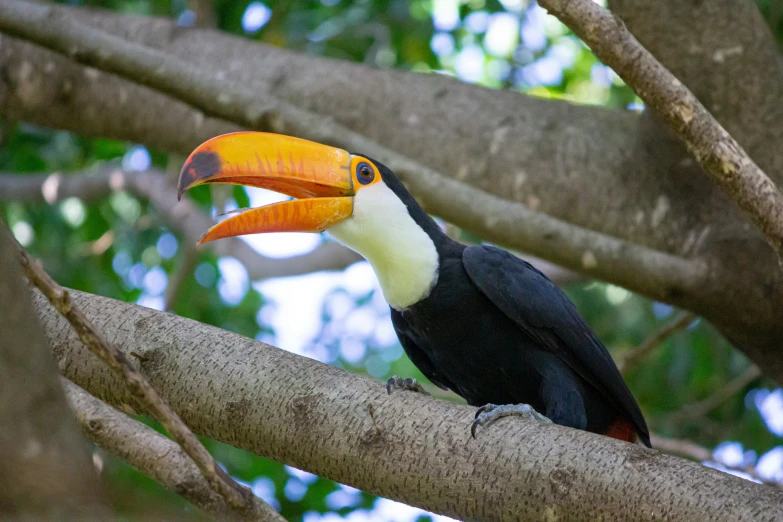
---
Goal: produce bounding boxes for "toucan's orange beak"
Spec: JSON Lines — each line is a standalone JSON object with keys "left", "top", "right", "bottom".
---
{"left": 177, "top": 132, "right": 355, "bottom": 246}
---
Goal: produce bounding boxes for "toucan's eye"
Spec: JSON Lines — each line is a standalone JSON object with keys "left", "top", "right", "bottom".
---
{"left": 356, "top": 162, "right": 375, "bottom": 185}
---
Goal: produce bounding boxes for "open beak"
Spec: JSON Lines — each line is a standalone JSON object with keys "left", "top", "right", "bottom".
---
{"left": 177, "top": 132, "right": 355, "bottom": 246}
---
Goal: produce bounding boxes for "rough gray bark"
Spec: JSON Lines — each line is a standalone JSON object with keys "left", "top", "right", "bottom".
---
{"left": 0, "top": 225, "right": 110, "bottom": 520}
{"left": 31, "top": 288, "right": 783, "bottom": 522}
{"left": 16, "top": 238, "right": 275, "bottom": 518}
{"left": 610, "top": 0, "right": 783, "bottom": 176}
{"left": 538, "top": 0, "right": 783, "bottom": 264}
{"left": 2, "top": 4, "right": 782, "bottom": 382}
{"left": 63, "top": 379, "right": 279, "bottom": 521}
{"left": 0, "top": 2, "right": 723, "bottom": 328}
{"left": 0, "top": 168, "right": 363, "bottom": 281}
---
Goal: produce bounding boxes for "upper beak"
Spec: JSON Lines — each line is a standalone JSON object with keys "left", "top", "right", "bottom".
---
{"left": 177, "top": 132, "right": 355, "bottom": 245}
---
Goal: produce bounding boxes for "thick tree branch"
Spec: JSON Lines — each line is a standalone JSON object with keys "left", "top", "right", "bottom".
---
{"left": 0, "top": 2, "right": 708, "bottom": 302}
{"left": 15, "top": 242, "right": 278, "bottom": 519}
{"left": 538, "top": 0, "right": 783, "bottom": 264}
{"left": 608, "top": 0, "right": 783, "bottom": 186}
{"left": 2, "top": 4, "right": 783, "bottom": 380}
{"left": 63, "top": 378, "right": 279, "bottom": 521}
{"left": 30, "top": 288, "right": 783, "bottom": 521}
{"left": 7, "top": 4, "right": 782, "bottom": 260}
{"left": 0, "top": 168, "right": 363, "bottom": 280}
{"left": 619, "top": 311, "right": 696, "bottom": 375}
{"left": 0, "top": 224, "right": 110, "bottom": 520}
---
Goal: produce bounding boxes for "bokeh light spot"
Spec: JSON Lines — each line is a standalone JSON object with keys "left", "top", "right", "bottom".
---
{"left": 195, "top": 262, "right": 217, "bottom": 287}
{"left": 218, "top": 257, "right": 250, "bottom": 305}
{"left": 12, "top": 221, "right": 34, "bottom": 247}
{"left": 156, "top": 232, "right": 179, "bottom": 260}
{"left": 242, "top": 2, "right": 272, "bottom": 33}
{"left": 59, "top": 197, "right": 86, "bottom": 228}
{"left": 122, "top": 145, "right": 151, "bottom": 172}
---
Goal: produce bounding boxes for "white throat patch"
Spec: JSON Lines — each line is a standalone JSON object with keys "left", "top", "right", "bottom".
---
{"left": 328, "top": 182, "right": 439, "bottom": 310}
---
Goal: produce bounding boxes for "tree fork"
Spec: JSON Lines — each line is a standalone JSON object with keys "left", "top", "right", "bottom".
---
{"left": 538, "top": 0, "right": 783, "bottom": 265}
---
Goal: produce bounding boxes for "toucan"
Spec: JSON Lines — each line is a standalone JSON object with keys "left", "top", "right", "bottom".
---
{"left": 177, "top": 132, "right": 651, "bottom": 447}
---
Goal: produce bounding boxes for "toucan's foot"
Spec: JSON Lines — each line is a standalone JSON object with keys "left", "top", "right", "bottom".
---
{"left": 470, "top": 403, "right": 552, "bottom": 438}
{"left": 386, "top": 376, "right": 430, "bottom": 396}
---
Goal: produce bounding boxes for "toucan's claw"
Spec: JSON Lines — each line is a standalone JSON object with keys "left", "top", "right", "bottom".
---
{"left": 470, "top": 403, "right": 552, "bottom": 438}
{"left": 386, "top": 376, "right": 430, "bottom": 396}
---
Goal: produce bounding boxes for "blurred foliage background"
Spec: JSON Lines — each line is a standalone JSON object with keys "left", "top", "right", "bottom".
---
{"left": 3, "top": 0, "right": 783, "bottom": 520}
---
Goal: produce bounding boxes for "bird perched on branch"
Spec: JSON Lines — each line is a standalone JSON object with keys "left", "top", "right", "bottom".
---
{"left": 178, "top": 132, "right": 650, "bottom": 447}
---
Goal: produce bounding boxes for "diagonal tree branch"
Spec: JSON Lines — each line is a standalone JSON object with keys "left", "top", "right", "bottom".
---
{"left": 62, "top": 378, "right": 277, "bottom": 521}
{"left": 537, "top": 0, "right": 783, "bottom": 264}
{"left": 0, "top": 1, "right": 709, "bottom": 304}
{"left": 669, "top": 365, "right": 763, "bottom": 422}
{"left": 0, "top": 224, "right": 110, "bottom": 520}
{"left": 4, "top": 4, "right": 758, "bottom": 258}
{"left": 0, "top": 168, "right": 363, "bottom": 280}
{"left": 14, "top": 240, "right": 282, "bottom": 521}
{"left": 619, "top": 311, "right": 697, "bottom": 375}
{"left": 30, "top": 287, "right": 783, "bottom": 521}
{"left": 4, "top": 4, "right": 783, "bottom": 383}
{"left": 3, "top": 3, "right": 783, "bottom": 384}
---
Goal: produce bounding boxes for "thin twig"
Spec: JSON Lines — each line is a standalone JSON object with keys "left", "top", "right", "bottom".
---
{"left": 670, "top": 365, "right": 763, "bottom": 422}
{"left": 14, "top": 241, "right": 282, "bottom": 521}
{"left": 0, "top": 0, "right": 710, "bottom": 308}
{"left": 537, "top": 0, "right": 783, "bottom": 265}
{"left": 63, "top": 378, "right": 278, "bottom": 521}
{"left": 619, "top": 311, "right": 696, "bottom": 374}
{"left": 651, "top": 434, "right": 782, "bottom": 490}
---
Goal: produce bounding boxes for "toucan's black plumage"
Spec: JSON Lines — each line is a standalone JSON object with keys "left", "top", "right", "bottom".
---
{"left": 375, "top": 160, "right": 651, "bottom": 446}
{"left": 177, "top": 132, "right": 650, "bottom": 446}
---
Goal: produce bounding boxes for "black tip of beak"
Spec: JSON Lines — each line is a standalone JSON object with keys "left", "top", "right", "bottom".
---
{"left": 177, "top": 151, "right": 222, "bottom": 201}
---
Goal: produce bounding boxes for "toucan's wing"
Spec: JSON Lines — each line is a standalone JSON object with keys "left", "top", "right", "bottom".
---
{"left": 463, "top": 245, "right": 650, "bottom": 445}
{"left": 391, "top": 309, "right": 453, "bottom": 391}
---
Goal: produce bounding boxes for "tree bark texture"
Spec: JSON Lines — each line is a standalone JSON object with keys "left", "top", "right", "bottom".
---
{"left": 538, "top": 0, "right": 783, "bottom": 263}
{"left": 31, "top": 288, "right": 783, "bottom": 522}
{"left": 0, "top": 225, "right": 110, "bottom": 520}
{"left": 2, "top": 4, "right": 782, "bottom": 382}
{"left": 63, "top": 379, "right": 280, "bottom": 521}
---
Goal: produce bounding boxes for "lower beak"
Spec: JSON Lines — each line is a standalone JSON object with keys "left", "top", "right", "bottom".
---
{"left": 177, "top": 132, "right": 355, "bottom": 245}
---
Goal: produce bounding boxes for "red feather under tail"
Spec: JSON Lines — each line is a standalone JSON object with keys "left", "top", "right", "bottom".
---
{"left": 602, "top": 417, "right": 637, "bottom": 443}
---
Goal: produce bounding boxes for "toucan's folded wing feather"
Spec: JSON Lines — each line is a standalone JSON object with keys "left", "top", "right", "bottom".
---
{"left": 462, "top": 245, "right": 650, "bottom": 446}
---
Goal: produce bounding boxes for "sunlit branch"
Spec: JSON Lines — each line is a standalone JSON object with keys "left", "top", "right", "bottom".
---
{"left": 14, "top": 240, "right": 281, "bottom": 520}
{"left": 29, "top": 287, "right": 783, "bottom": 521}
